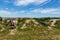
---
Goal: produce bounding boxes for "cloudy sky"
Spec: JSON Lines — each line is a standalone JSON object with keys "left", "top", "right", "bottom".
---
{"left": 0, "top": 0, "right": 60, "bottom": 18}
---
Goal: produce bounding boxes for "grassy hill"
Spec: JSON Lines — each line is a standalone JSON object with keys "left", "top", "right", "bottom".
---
{"left": 0, "top": 17, "right": 60, "bottom": 40}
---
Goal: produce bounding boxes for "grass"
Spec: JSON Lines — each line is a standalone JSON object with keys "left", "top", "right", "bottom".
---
{"left": 0, "top": 18, "right": 60, "bottom": 40}
{"left": 0, "top": 26, "right": 60, "bottom": 40}
{"left": 55, "top": 21, "right": 60, "bottom": 29}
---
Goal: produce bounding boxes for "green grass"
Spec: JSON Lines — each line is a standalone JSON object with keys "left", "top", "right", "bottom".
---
{"left": 0, "top": 18, "right": 60, "bottom": 40}
{"left": 55, "top": 21, "right": 60, "bottom": 29}
{"left": 0, "top": 26, "right": 60, "bottom": 40}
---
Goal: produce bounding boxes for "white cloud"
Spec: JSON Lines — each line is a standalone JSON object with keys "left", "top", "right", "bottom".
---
{"left": 14, "top": 0, "right": 51, "bottom": 6}
{"left": 0, "top": 10, "right": 18, "bottom": 17}
{"left": 0, "top": 10, "right": 11, "bottom": 15}
{"left": 40, "top": 9, "right": 58, "bottom": 13}
{"left": 0, "top": 8, "right": 60, "bottom": 18}
{"left": 30, "top": 8, "right": 60, "bottom": 14}
{"left": 16, "top": 8, "right": 60, "bottom": 15}
{"left": 19, "top": 10, "right": 26, "bottom": 13}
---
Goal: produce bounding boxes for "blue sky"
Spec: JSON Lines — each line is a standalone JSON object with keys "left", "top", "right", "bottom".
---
{"left": 0, "top": 0, "right": 60, "bottom": 18}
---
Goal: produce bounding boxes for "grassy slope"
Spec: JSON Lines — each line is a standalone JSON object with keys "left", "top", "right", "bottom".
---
{"left": 55, "top": 21, "right": 60, "bottom": 29}
{"left": 0, "top": 18, "right": 60, "bottom": 40}
{"left": 0, "top": 26, "right": 60, "bottom": 40}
